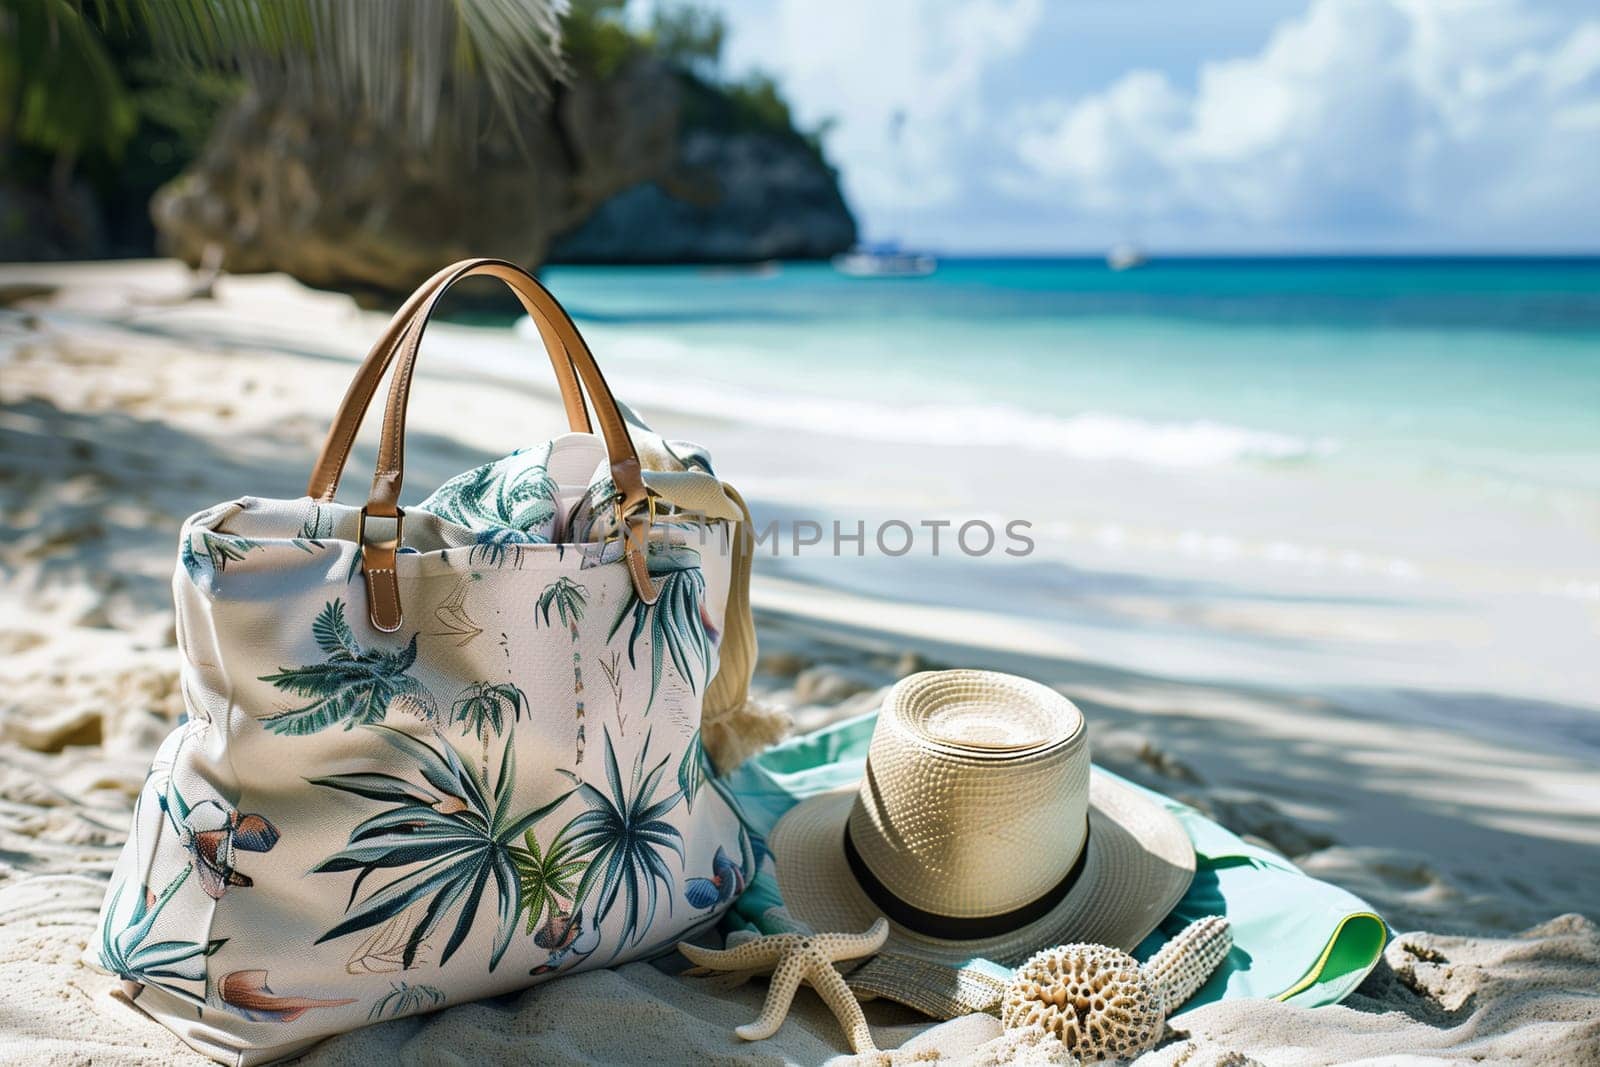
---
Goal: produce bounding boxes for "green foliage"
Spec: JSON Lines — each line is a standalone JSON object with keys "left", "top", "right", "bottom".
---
{"left": 562, "top": 0, "right": 833, "bottom": 162}
{"left": 678, "top": 68, "right": 836, "bottom": 166}
{"left": 512, "top": 823, "right": 588, "bottom": 935}
{"left": 1, "top": 0, "right": 137, "bottom": 157}
{"left": 647, "top": 3, "right": 724, "bottom": 74}
{"left": 309, "top": 727, "right": 575, "bottom": 971}
{"left": 126, "top": 0, "right": 565, "bottom": 147}
{"left": 724, "top": 72, "right": 794, "bottom": 137}
{"left": 561, "top": 0, "right": 641, "bottom": 80}
{"left": 258, "top": 600, "right": 432, "bottom": 736}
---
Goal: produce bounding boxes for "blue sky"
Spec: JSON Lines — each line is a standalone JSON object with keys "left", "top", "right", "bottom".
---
{"left": 664, "top": 0, "right": 1600, "bottom": 253}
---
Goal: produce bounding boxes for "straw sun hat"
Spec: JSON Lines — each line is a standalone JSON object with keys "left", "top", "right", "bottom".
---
{"left": 770, "top": 670, "right": 1195, "bottom": 966}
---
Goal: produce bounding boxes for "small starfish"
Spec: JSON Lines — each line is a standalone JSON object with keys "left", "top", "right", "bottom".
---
{"left": 678, "top": 918, "right": 889, "bottom": 1054}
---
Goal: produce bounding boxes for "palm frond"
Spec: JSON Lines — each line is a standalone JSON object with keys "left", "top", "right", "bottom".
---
{"left": 367, "top": 980, "right": 446, "bottom": 1021}
{"left": 4, "top": 0, "right": 137, "bottom": 156}
{"left": 608, "top": 545, "right": 712, "bottom": 714}
{"left": 98, "top": 868, "right": 226, "bottom": 1013}
{"left": 116, "top": 0, "right": 566, "bottom": 149}
{"left": 677, "top": 728, "right": 708, "bottom": 814}
{"left": 259, "top": 599, "right": 430, "bottom": 735}
{"left": 312, "top": 599, "right": 360, "bottom": 660}
{"left": 450, "top": 681, "right": 528, "bottom": 741}
{"left": 310, "top": 727, "right": 575, "bottom": 971}
{"left": 512, "top": 823, "right": 587, "bottom": 935}
{"left": 561, "top": 727, "right": 684, "bottom": 955}
{"left": 536, "top": 577, "right": 589, "bottom": 630}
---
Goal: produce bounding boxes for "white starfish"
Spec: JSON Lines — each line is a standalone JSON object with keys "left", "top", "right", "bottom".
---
{"left": 679, "top": 918, "right": 890, "bottom": 1054}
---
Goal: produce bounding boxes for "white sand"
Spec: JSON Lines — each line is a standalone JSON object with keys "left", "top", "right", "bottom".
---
{"left": 1, "top": 261, "right": 1597, "bottom": 1065}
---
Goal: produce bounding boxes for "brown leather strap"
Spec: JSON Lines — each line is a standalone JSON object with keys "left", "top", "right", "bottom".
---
{"left": 361, "top": 258, "right": 657, "bottom": 632}
{"left": 304, "top": 263, "right": 592, "bottom": 503}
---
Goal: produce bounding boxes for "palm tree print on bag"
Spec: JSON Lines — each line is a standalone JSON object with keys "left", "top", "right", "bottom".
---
{"left": 257, "top": 599, "right": 434, "bottom": 735}
{"left": 537, "top": 576, "right": 590, "bottom": 764}
{"left": 449, "top": 681, "right": 528, "bottom": 775}
{"left": 308, "top": 727, "right": 575, "bottom": 972}
{"left": 558, "top": 727, "right": 685, "bottom": 958}
{"left": 181, "top": 529, "right": 320, "bottom": 586}
{"left": 423, "top": 448, "right": 560, "bottom": 568}
{"left": 609, "top": 545, "right": 718, "bottom": 715}
{"left": 98, "top": 868, "right": 226, "bottom": 1015}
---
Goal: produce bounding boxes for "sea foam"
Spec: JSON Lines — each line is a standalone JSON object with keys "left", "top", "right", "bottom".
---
{"left": 508, "top": 320, "right": 1337, "bottom": 469}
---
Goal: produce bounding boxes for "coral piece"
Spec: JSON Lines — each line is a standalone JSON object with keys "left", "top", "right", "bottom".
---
{"left": 1144, "top": 915, "right": 1233, "bottom": 1015}
{"left": 1002, "top": 944, "right": 1163, "bottom": 1062}
{"left": 679, "top": 917, "right": 889, "bottom": 1053}
{"left": 1000, "top": 918, "right": 1233, "bottom": 1062}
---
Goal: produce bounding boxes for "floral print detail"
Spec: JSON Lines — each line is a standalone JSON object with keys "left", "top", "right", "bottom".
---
{"left": 257, "top": 599, "right": 432, "bottom": 735}
{"left": 181, "top": 530, "right": 318, "bottom": 586}
{"left": 345, "top": 909, "right": 433, "bottom": 974}
{"left": 527, "top": 906, "right": 600, "bottom": 977}
{"left": 677, "top": 728, "right": 709, "bottom": 814}
{"left": 431, "top": 574, "right": 485, "bottom": 646}
{"left": 420, "top": 445, "right": 563, "bottom": 568}
{"left": 513, "top": 823, "right": 588, "bottom": 938}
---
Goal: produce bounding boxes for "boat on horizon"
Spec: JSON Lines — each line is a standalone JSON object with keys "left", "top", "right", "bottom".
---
{"left": 1107, "top": 243, "right": 1149, "bottom": 271}
{"left": 832, "top": 243, "right": 937, "bottom": 278}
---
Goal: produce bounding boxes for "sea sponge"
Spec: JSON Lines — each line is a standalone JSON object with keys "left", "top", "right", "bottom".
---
{"left": 1001, "top": 944, "right": 1163, "bottom": 1062}
{"left": 1000, "top": 918, "right": 1234, "bottom": 1062}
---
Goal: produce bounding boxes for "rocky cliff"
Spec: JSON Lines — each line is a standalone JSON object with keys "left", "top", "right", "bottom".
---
{"left": 153, "top": 62, "right": 855, "bottom": 295}
{"left": 548, "top": 73, "right": 856, "bottom": 264}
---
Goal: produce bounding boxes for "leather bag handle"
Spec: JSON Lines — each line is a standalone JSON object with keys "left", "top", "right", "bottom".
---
{"left": 304, "top": 261, "right": 593, "bottom": 504}
{"left": 324, "top": 258, "right": 658, "bottom": 632}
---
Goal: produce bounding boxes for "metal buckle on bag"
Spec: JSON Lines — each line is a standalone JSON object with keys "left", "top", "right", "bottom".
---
{"left": 358, "top": 507, "right": 405, "bottom": 552}
{"left": 605, "top": 492, "right": 659, "bottom": 550}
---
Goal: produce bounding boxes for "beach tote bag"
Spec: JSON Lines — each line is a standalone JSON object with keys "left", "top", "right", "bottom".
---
{"left": 89, "top": 259, "right": 758, "bottom": 1065}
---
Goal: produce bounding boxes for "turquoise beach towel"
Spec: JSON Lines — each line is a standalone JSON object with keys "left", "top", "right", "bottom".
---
{"left": 720, "top": 710, "right": 1387, "bottom": 1012}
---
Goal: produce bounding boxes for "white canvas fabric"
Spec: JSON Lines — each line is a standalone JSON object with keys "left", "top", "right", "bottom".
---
{"left": 89, "top": 273, "right": 754, "bottom": 1065}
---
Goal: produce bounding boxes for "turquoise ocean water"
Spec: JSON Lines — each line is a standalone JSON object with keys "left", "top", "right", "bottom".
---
{"left": 540, "top": 257, "right": 1600, "bottom": 500}
{"left": 501, "top": 258, "right": 1600, "bottom": 722}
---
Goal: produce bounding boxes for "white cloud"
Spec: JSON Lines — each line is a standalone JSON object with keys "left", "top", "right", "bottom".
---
{"left": 707, "top": 0, "right": 1043, "bottom": 233}
{"left": 1011, "top": 0, "right": 1600, "bottom": 245}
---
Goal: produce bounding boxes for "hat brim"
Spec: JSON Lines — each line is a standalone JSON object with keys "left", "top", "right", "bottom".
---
{"left": 769, "top": 769, "right": 1194, "bottom": 966}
